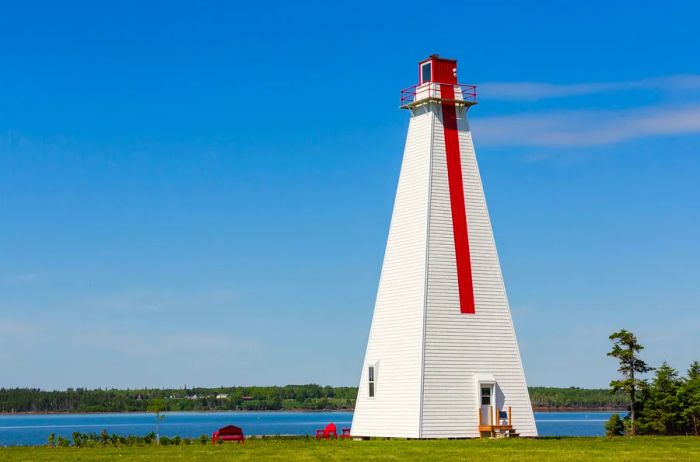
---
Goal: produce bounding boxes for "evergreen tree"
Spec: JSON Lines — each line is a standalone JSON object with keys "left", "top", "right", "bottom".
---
{"left": 607, "top": 329, "right": 653, "bottom": 435}
{"left": 604, "top": 413, "right": 625, "bottom": 436}
{"left": 636, "top": 362, "right": 682, "bottom": 435}
{"left": 679, "top": 360, "right": 700, "bottom": 435}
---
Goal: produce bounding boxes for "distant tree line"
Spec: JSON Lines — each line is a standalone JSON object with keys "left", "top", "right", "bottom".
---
{"left": 528, "top": 387, "right": 628, "bottom": 410}
{"left": 0, "top": 385, "right": 357, "bottom": 413}
{"left": 0, "top": 384, "right": 627, "bottom": 413}
{"left": 606, "top": 329, "right": 700, "bottom": 436}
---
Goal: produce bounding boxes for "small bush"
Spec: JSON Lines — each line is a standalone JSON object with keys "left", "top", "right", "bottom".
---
{"left": 99, "top": 429, "right": 109, "bottom": 446}
{"left": 43, "top": 430, "right": 221, "bottom": 448}
{"left": 605, "top": 414, "right": 625, "bottom": 436}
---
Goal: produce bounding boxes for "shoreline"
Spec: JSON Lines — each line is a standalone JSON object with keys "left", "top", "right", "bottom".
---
{"left": 0, "top": 407, "right": 625, "bottom": 416}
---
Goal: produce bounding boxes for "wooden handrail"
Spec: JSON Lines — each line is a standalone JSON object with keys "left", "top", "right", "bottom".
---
{"left": 478, "top": 405, "right": 514, "bottom": 437}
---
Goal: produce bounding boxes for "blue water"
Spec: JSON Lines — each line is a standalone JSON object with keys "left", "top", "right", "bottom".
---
{"left": 534, "top": 412, "right": 618, "bottom": 437}
{"left": 0, "top": 411, "right": 619, "bottom": 446}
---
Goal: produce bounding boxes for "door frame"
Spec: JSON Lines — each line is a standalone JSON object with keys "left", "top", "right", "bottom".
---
{"left": 475, "top": 374, "right": 497, "bottom": 426}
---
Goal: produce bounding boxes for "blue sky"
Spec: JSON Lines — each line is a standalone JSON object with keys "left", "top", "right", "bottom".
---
{"left": 1, "top": 1, "right": 698, "bottom": 390}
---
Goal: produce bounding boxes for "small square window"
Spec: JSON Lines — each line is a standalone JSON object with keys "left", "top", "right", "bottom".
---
{"left": 421, "top": 62, "right": 432, "bottom": 84}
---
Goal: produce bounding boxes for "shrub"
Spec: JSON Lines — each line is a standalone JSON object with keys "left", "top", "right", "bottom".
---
{"left": 41, "top": 430, "right": 220, "bottom": 448}
{"left": 99, "top": 429, "right": 109, "bottom": 446}
{"left": 605, "top": 414, "right": 625, "bottom": 436}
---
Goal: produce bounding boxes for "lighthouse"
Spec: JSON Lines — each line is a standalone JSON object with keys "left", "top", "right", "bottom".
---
{"left": 351, "top": 56, "right": 537, "bottom": 438}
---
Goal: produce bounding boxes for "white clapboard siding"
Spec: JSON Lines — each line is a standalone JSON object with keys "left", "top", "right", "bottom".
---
{"left": 420, "top": 107, "right": 536, "bottom": 437}
{"left": 351, "top": 106, "right": 433, "bottom": 438}
{"left": 352, "top": 98, "right": 537, "bottom": 438}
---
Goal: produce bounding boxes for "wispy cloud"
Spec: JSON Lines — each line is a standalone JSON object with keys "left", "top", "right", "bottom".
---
{"left": 0, "top": 316, "right": 265, "bottom": 388}
{"left": 479, "top": 75, "right": 700, "bottom": 101}
{"left": 0, "top": 271, "right": 58, "bottom": 285}
{"left": 78, "top": 288, "right": 238, "bottom": 314}
{"left": 0, "top": 316, "right": 260, "bottom": 360}
{"left": 472, "top": 103, "right": 700, "bottom": 147}
{"left": 67, "top": 329, "right": 246, "bottom": 356}
{"left": 0, "top": 318, "right": 37, "bottom": 337}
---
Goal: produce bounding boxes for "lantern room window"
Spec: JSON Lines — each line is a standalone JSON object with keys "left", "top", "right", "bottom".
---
{"left": 421, "top": 62, "right": 432, "bottom": 84}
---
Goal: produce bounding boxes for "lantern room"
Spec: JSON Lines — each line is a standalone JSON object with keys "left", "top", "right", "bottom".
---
{"left": 401, "top": 55, "right": 477, "bottom": 109}
{"left": 418, "top": 54, "right": 458, "bottom": 85}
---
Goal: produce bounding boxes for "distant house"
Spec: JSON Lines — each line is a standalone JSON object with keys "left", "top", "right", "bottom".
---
{"left": 216, "top": 394, "right": 229, "bottom": 400}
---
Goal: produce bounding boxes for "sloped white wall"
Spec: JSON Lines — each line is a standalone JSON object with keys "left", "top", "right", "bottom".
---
{"left": 351, "top": 107, "right": 434, "bottom": 438}
{"left": 352, "top": 103, "right": 537, "bottom": 438}
{"left": 420, "top": 107, "right": 537, "bottom": 437}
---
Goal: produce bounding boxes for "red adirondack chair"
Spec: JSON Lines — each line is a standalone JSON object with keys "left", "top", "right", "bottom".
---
{"left": 212, "top": 425, "right": 245, "bottom": 444}
{"left": 315, "top": 422, "right": 338, "bottom": 439}
{"left": 341, "top": 428, "right": 352, "bottom": 439}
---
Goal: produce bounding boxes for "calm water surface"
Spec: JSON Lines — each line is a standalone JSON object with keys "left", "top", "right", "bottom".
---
{"left": 0, "top": 411, "right": 618, "bottom": 446}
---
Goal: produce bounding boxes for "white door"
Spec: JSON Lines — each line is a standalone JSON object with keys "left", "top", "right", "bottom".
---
{"left": 480, "top": 385, "right": 493, "bottom": 425}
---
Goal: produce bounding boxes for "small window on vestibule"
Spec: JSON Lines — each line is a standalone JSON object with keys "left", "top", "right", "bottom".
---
{"left": 481, "top": 386, "right": 491, "bottom": 405}
{"left": 421, "top": 62, "right": 432, "bottom": 84}
{"left": 368, "top": 366, "right": 375, "bottom": 397}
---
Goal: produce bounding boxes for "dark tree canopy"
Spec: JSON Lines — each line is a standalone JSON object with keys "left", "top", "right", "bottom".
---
{"left": 607, "top": 329, "right": 653, "bottom": 435}
{"left": 606, "top": 330, "right": 700, "bottom": 436}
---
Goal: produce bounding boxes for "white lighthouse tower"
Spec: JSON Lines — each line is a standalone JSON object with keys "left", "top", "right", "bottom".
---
{"left": 351, "top": 56, "right": 537, "bottom": 438}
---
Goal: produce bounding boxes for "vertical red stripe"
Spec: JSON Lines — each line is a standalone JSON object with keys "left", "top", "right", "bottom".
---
{"left": 440, "top": 84, "right": 475, "bottom": 314}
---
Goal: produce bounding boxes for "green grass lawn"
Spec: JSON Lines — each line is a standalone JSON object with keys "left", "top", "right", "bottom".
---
{"left": 1, "top": 437, "right": 699, "bottom": 461}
